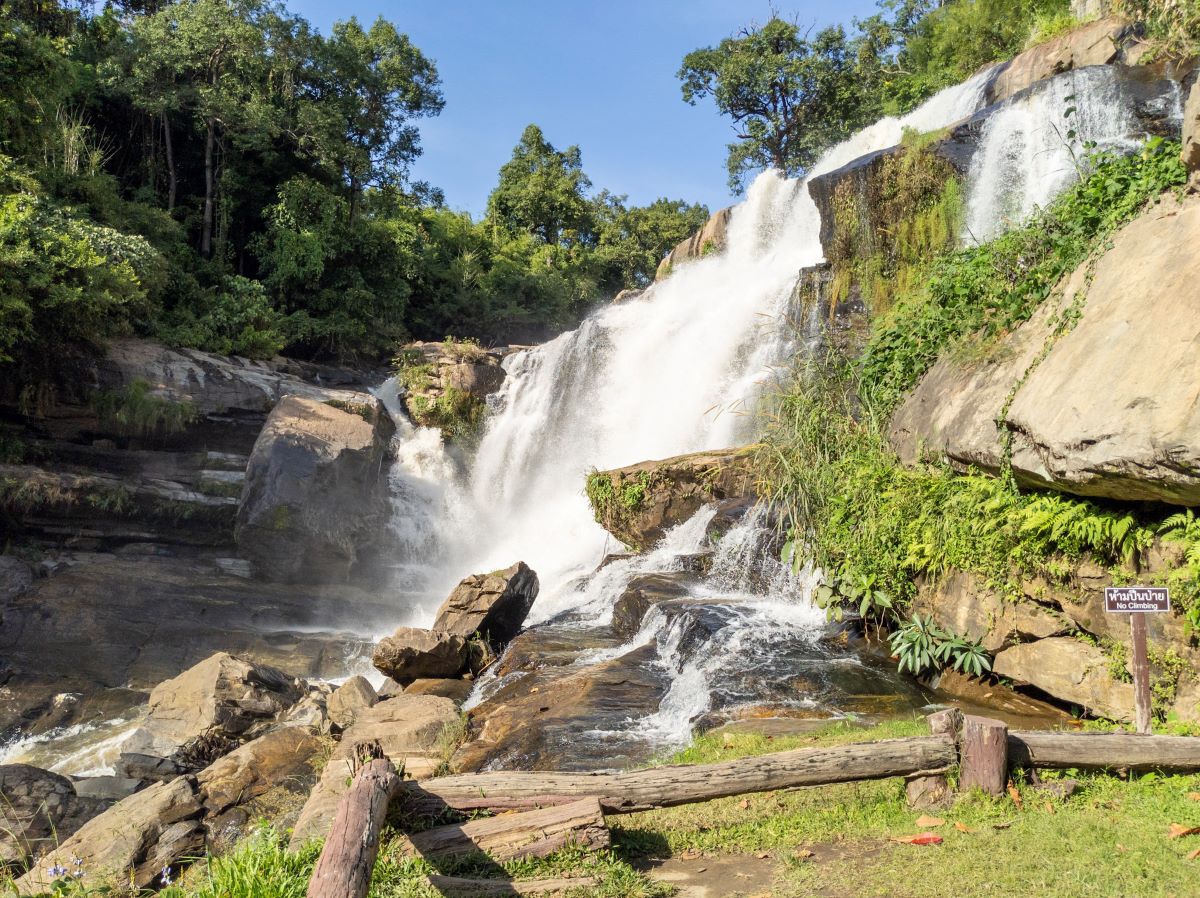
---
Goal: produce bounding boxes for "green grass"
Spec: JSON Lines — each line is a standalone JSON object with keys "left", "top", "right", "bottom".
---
{"left": 616, "top": 722, "right": 1200, "bottom": 898}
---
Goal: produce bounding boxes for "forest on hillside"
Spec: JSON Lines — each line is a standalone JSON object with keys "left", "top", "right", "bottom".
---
{"left": 1, "top": 0, "right": 1193, "bottom": 377}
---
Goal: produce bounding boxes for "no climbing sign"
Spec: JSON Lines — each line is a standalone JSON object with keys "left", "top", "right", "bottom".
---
{"left": 1105, "top": 586, "right": 1171, "bottom": 735}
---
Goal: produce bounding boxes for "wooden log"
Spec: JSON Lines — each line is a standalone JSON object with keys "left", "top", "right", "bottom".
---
{"left": 403, "top": 735, "right": 956, "bottom": 815}
{"left": 400, "top": 797, "right": 609, "bottom": 862}
{"left": 425, "top": 875, "right": 599, "bottom": 896}
{"left": 1009, "top": 732, "right": 1200, "bottom": 772}
{"left": 307, "top": 756, "right": 401, "bottom": 898}
{"left": 906, "top": 709, "right": 963, "bottom": 808}
{"left": 959, "top": 716, "right": 1007, "bottom": 796}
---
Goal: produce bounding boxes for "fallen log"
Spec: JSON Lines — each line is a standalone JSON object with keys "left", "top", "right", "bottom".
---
{"left": 403, "top": 735, "right": 957, "bottom": 815}
{"left": 400, "top": 797, "right": 609, "bottom": 861}
{"left": 307, "top": 755, "right": 401, "bottom": 898}
{"left": 1009, "top": 732, "right": 1200, "bottom": 772}
{"left": 425, "top": 875, "right": 600, "bottom": 896}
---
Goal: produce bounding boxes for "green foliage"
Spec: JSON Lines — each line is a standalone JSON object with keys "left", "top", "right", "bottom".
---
{"left": 487, "top": 124, "right": 594, "bottom": 246}
{"left": 1158, "top": 509, "right": 1200, "bottom": 632}
{"left": 1114, "top": 0, "right": 1200, "bottom": 56}
{"left": 0, "top": 155, "right": 165, "bottom": 369}
{"left": 407, "top": 387, "right": 485, "bottom": 443}
{"left": 859, "top": 140, "right": 1188, "bottom": 414}
{"left": 888, "top": 613, "right": 992, "bottom": 676}
{"left": 92, "top": 379, "right": 198, "bottom": 438}
{"left": 679, "top": 18, "right": 874, "bottom": 190}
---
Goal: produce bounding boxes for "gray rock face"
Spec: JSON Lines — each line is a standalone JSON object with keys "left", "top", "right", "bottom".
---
{"left": 98, "top": 339, "right": 372, "bottom": 421}
{"left": 236, "top": 395, "right": 393, "bottom": 584}
{"left": 0, "top": 765, "right": 106, "bottom": 871}
{"left": 432, "top": 562, "right": 539, "bottom": 644}
{"left": 0, "top": 556, "right": 33, "bottom": 602}
{"left": 892, "top": 195, "right": 1200, "bottom": 505}
{"left": 116, "top": 653, "right": 304, "bottom": 775}
{"left": 985, "top": 17, "right": 1134, "bottom": 105}
{"left": 993, "top": 638, "right": 1135, "bottom": 722}
{"left": 372, "top": 628, "right": 469, "bottom": 684}
{"left": 612, "top": 573, "right": 693, "bottom": 639}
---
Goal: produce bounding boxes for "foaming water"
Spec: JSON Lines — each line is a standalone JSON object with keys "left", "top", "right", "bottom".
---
{"left": 964, "top": 66, "right": 1183, "bottom": 242}
{"left": 374, "top": 71, "right": 999, "bottom": 626}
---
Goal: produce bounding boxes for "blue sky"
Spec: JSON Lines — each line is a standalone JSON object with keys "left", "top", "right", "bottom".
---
{"left": 288, "top": 0, "right": 881, "bottom": 217}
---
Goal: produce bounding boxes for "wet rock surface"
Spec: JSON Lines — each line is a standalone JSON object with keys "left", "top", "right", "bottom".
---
{"left": 0, "top": 764, "right": 107, "bottom": 872}
{"left": 612, "top": 573, "right": 695, "bottom": 638}
{"left": 655, "top": 206, "right": 734, "bottom": 279}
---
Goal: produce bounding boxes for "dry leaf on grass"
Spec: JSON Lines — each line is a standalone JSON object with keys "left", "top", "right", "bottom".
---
{"left": 1188, "top": 792, "right": 1200, "bottom": 802}
{"left": 1008, "top": 782, "right": 1024, "bottom": 809}
{"left": 892, "top": 833, "right": 944, "bottom": 845}
{"left": 915, "top": 815, "right": 946, "bottom": 828}
{"left": 1168, "top": 823, "right": 1200, "bottom": 839}
{"left": 1188, "top": 847, "right": 1200, "bottom": 861}
{"left": 794, "top": 849, "right": 815, "bottom": 859}
{"left": 954, "top": 822, "right": 974, "bottom": 833}
{"left": 992, "top": 821, "right": 1012, "bottom": 830}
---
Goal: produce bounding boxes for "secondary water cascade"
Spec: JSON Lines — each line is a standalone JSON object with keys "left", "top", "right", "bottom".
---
{"left": 367, "top": 63, "right": 1177, "bottom": 767}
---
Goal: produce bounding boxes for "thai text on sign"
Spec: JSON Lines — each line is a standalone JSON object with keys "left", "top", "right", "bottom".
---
{"left": 1104, "top": 586, "right": 1170, "bottom": 613}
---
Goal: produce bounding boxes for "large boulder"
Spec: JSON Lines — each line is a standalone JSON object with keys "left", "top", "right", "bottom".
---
{"left": 236, "top": 395, "right": 393, "bottom": 583}
{"left": 290, "top": 694, "right": 458, "bottom": 846}
{"left": 372, "top": 628, "right": 468, "bottom": 684}
{"left": 1184, "top": 76, "right": 1200, "bottom": 175}
{"left": 393, "top": 340, "right": 507, "bottom": 439}
{"left": 986, "top": 18, "right": 1137, "bottom": 105}
{"left": 993, "top": 638, "right": 1135, "bottom": 722}
{"left": 432, "top": 562, "right": 539, "bottom": 643}
{"left": 891, "top": 194, "right": 1200, "bottom": 505}
{"left": 656, "top": 207, "right": 733, "bottom": 280}
{"left": 15, "top": 776, "right": 203, "bottom": 894}
{"left": 0, "top": 556, "right": 33, "bottom": 602}
{"left": 116, "top": 653, "right": 304, "bottom": 774}
{"left": 0, "top": 765, "right": 106, "bottom": 872}
{"left": 587, "top": 449, "right": 755, "bottom": 550}
{"left": 326, "top": 675, "right": 378, "bottom": 730}
{"left": 611, "top": 573, "right": 694, "bottom": 639}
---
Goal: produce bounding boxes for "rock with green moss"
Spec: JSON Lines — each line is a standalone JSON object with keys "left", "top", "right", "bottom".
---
{"left": 393, "top": 339, "right": 506, "bottom": 442}
{"left": 586, "top": 449, "right": 755, "bottom": 551}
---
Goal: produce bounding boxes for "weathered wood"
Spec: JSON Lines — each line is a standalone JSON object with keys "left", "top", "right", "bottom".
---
{"left": 959, "top": 716, "right": 1008, "bottom": 796}
{"left": 400, "top": 797, "right": 609, "bottom": 862}
{"left": 906, "top": 709, "right": 963, "bottom": 807}
{"left": 403, "top": 735, "right": 957, "bottom": 815}
{"left": 1009, "top": 732, "right": 1200, "bottom": 772}
{"left": 306, "top": 756, "right": 401, "bottom": 898}
{"left": 425, "top": 875, "right": 599, "bottom": 896}
{"left": 1130, "top": 613, "right": 1153, "bottom": 734}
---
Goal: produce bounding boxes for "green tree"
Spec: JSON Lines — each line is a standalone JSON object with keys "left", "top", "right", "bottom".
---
{"left": 592, "top": 193, "right": 710, "bottom": 289}
{"left": 299, "top": 16, "right": 443, "bottom": 221}
{"left": 679, "top": 18, "right": 874, "bottom": 191}
{"left": 486, "top": 124, "right": 596, "bottom": 246}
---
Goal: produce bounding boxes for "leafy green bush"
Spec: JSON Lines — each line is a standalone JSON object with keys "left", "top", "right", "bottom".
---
{"left": 889, "top": 613, "right": 992, "bottom": 677}
{"left": 93, "top": 378, "right": 198, "bottom": 437}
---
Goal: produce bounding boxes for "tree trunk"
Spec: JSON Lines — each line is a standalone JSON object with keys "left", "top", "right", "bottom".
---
{"left": 202, "top": 117, "right": 216, "bottom": 257}
{"left": 959, "top": 716, "right": 1008, "bottom": 797}
{"left": 399, "top": 797, "right": 609, "bottom": 862}
{"left": 306, "top": 757, "right": 401, "bottom": 898}
{"left": 403, "top": 735, "right": 957, "bottom": 816}
{"left": 425, "top": 876, "right": 600, "bottom": 896}
{"left": 162, "top": 111, "right": 176, "bottom": 212}
{"left": 1009, "top": 732, "right": 1200, "bottom": 772}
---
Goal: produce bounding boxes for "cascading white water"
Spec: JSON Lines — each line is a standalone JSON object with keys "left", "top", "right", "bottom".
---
{"left": 963, "top": 66, "right": 1183, "bottom": 242}
{"left": 377, "top": 68, "right": 1001, "bottom": 629}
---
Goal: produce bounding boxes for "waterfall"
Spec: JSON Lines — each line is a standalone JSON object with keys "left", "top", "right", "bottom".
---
{"left": 375, "top": 68, "right": 1000, "bottom": 630}
{"left": 963, "top": 66, "right": 1184, "bottom": 243}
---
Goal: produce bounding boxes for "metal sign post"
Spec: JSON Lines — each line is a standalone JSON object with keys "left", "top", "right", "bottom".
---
{"left": 1104, "top": 587, "right": 1170, "bottom": 735}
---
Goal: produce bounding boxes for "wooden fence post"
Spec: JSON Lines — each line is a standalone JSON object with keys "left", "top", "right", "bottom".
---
{"left": 307, "top": 752, "right": 401, "bottom": 898}
{"left": 959, "top": 715, "right": 1008, "bottom": 796}
{"left": 906, "top": 708, "right": 963, "bottom": 808}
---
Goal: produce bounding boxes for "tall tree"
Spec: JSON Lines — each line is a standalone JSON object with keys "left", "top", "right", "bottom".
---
{"left": 679, "top": 18, "right": 873, "bottom": 191}
{"left": 299, "top": 16, "right": 443, "bottom": 222}
{"left": 124, "top": 0, "right": 279, "bottom": 256}
{"left": 486, "top": 124, "right": 595, "bottom": 246}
